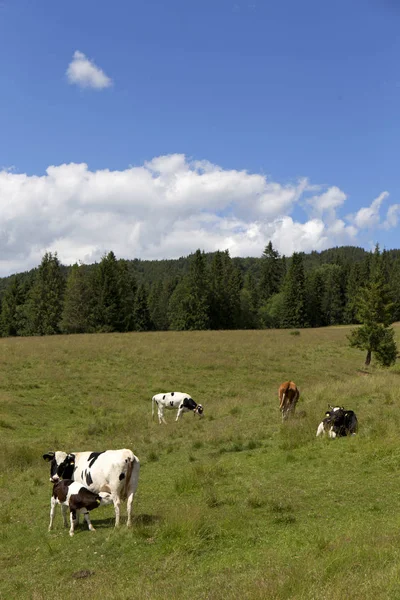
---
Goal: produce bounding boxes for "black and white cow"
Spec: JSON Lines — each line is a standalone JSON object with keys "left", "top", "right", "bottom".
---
{"left": 316, "top": 405, "right": 358, "bottom": 438}
{"left": 152, "top": 392, "right": 204, "bottom": 424}
{"left": 49, "top": 479, "right": 113, "bottom": 536}
{"left": 43, "top": 449, "right": 140, "bottom": 527}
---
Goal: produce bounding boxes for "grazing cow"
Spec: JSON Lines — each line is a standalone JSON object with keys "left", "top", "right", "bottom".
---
{"left": 49, "top": 479, "right": 113, "bottom": 536}
{"left": 152, "top": 392, "right": 204, "bottom": 424}
{"left": 278, "top": 381, "right": 300, "bottom": 421}
{"left": 316, "top": 405, "right": 358, "bottom": 438}
{"left": 43, "top": 449, "right": 140, "bottom": 527}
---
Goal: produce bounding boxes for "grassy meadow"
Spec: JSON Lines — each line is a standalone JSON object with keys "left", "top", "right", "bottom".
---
{"left": 1, "top": 326, "right": 400, "bottom": 599}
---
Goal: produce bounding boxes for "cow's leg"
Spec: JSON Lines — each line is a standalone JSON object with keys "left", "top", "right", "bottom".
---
{"left": 82, "top": 509, "right": 95, "bottom": 532}
{"left": 69, "top": 509, "right": 77, "bottom": 537}
{"left": 176, "top": 405, "right": 185, "bottom": 421}
{"left": 126, "top": 493, "right": 133, "bottom": 528}
{"left": 61, "top": 502, "right": 68, "bottom": 527}
{"left": 158, "top": 406, "right": 167, "bottom": 425}
{"left": 49, "top": 497, "right": 57, "bottom": 531}
{"left": 316, "top": 422, "right": 325, "bottom": 437}
{"left": 113, "top": 496, "right": 121, "bottom": 527}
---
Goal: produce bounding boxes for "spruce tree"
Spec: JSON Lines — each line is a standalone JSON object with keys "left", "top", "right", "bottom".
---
{"left": 306, "top": 269, "right": 325, "bottom": 327}
{"left": 134, "top": 283, "right": 152, "bottom": 331}
{"left": 149, "top": 278, "right": 177, "bottom": 331}
{"left": 240, "top": 272, "right": 260, "bottom": 329}
{"left": 282, "top": 252, "right": 307, "bottom": 328}
{"left": 29, "top": 252, "right": 65, "bottom": 335}
{"left": 209, "top": 250, "right": 241, "bottom": 329}
{"left": 259, "top": 241, "right": 283, "bottom": 302}
{"left": 209, "top": 251, "right": 226, "bottom": 329}
{"left": 0, "top": 274, "right": 26, "bottom": 336}
{"left": 168, "top": 279, "right": 191, "bottom": 330}
{"left": 94, "top": 251, "right": 121, "bottom": 332}
{"left": 348, "top": 246, "right": 397, "bottom": 366}
{"left": 321, "top": 264, "right": 345, "bottom": 325}
{"left": 344, "top": 262, "right": 362, "bottom": 324}
{"left": 117, "top": 260, "right": 137, "bottom": 332}
{"left": 60, "top": 263, "right": 92, "bottom": 333}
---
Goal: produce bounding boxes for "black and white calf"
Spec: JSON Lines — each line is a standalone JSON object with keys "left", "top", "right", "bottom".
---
{"left": 43, "top": 449, "right": 140, "bottom": 527}
{"left": 49, "top": 479, "right": 113, "bottom": 536}
{"left": 152, "top": 392, "right": 204, "bottom": 424}
{"left": 316, "top": 405, "right": 358, "bottom": 438}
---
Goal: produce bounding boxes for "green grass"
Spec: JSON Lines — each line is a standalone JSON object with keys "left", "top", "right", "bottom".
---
{"left": 1, "top": 326, "right": 400, "bottom": 599}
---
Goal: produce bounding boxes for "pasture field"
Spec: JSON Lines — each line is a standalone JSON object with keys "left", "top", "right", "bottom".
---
{"left": 1, "top": 326, "right": 400, "bottom": 600}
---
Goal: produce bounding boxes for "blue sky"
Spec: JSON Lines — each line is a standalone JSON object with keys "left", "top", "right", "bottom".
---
{"left": 0, "top": 0, "right": 399, "bottom": 275}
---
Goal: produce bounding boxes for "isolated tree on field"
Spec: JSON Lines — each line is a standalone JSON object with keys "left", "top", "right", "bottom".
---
{"left": 60, "top": 263, "right": 92, "bottom": 333}
{"left": 282, "top": 252, "right": 308, "bottom": 328}
{"left": 29, "top": 252, "right": 65, "bottom": 335}
{"left": 348, "top": 245, "right": 397, "bottom": 367}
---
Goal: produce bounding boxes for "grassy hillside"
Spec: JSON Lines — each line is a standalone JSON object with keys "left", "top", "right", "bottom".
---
{"left": 1, "top": 326, "right": 400, "bottom": 599}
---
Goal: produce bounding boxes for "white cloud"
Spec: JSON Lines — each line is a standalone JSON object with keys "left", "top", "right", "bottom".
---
{"left": 0, "top": 155, "right": 395, "bottom": 276}
{"left": 351, "top": 191, "right": 389, "bottom": 229}
{"left": 307, "top": 186, "right": 347, "bottom": 222}
{"left": 383, "top": 204, "right": 400, "bottom": 229}
{"left": 66, "top": 51, "right": 112, "bottom": 90}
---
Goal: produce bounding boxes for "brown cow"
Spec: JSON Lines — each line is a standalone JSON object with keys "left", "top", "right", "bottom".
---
{"left": 278, "top": 381, "right": 300, "bottom": 421}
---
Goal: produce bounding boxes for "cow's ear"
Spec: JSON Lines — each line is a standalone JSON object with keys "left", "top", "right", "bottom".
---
{"left": 43, "top": 452, "right": 55, "bottom": 462}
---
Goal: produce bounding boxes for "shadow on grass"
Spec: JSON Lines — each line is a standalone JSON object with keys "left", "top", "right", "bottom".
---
{"left": 89, "top": 513, "right": 162, "bottom": 529}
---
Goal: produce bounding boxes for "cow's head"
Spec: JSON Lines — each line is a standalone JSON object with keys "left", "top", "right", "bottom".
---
{"left": 43, "top": 451, "right": 67, "bottom": 482}
{"left": 195, "top": 404, "right": 204, "bottom": 417}
{"left": 42, "top": 451, "right": 75, "bottom": 482}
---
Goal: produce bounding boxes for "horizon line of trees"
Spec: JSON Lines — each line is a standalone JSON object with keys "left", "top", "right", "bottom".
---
{"left": 0, "top": 244, "right": 400, "bottom": 339}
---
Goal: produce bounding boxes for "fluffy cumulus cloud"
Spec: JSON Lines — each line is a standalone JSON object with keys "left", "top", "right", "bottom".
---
{"left": 350, "top": 191, "right": 389, "bottom": 229}
{"left": 66, "top": 51, "right": 112, "bottom": 89}
{"left": 0, "top": 154, "right": 396, "bottom": 276}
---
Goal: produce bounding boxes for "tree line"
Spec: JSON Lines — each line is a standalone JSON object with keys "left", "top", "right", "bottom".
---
{"left": 0, "top": 244, "right": 399, "bottom": 339}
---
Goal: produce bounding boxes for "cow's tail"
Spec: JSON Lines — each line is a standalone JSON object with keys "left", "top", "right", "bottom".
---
{"left": 152, "top": 396, "right": 155, "bottom": 420}
{"left": 124, "top": 454, "right": 140, "bottom": 500}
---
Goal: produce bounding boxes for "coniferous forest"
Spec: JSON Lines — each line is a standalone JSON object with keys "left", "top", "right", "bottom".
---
{"left": 0, "top": 244, "right": 399, "bottom": 337}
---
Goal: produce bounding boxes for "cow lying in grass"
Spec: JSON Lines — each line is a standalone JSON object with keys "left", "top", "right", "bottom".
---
{"left": 49, "top": 479, "right": 113, "bottom": 536}
{"left": 278, "top": 381, "right": 300, "bottom": 421}
{"left": 43, "top": 449, "right": 140, "bottom": 527}
{"left": 316, "top": 405, "right": 358, "bottom": 438}
{"left": 152, "top": 392, "right": 203, "bottom": 424}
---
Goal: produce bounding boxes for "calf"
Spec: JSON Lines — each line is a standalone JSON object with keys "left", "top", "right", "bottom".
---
{"left": 152, "top": 392, "right": 204, "bottom": 424}
{"left": 316, "top": 405, "right": 358, "bottom": 438}
{"left": 43, "top": 449, "right": 140, "bottom": 527}
{"left": 49, "top": 479, "right": 113, "bottom": 536}
{"left": 278, "top": 381, "right": 300, "bottom": 421}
